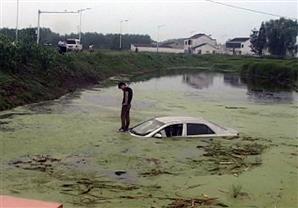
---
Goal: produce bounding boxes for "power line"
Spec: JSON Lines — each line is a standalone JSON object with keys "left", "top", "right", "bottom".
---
{"left": 205, "top": 0, "right": 298, "bottom": 20}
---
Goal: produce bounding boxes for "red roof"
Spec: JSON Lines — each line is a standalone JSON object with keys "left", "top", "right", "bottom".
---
{"left": 0, "top": 195, "right": 63, "bottom": 208}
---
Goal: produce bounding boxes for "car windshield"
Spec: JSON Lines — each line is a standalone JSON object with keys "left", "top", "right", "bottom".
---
{"left": 67, "top": 40, "right": 76, "bottom": 44}
{"left": 131, "top": 119, "right": 164, "bottom": 136}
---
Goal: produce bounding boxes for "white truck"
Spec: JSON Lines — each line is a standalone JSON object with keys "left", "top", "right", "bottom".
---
{"left": 65, "top": 39, "right": 83, "bottom": 52}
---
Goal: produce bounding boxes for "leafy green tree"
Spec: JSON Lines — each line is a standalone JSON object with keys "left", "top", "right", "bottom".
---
{"left": 250, "top": 22, "right": 267, "bottom": 56}
{"left": 0, "top": 27, "right": 153, "bottom": 50}
{"left": 257, "top": 23, "right": 267, "bottom": 55}
{"left": 265, "top": 18, "right": 297, "bottom": 57}
{"left": 250, "top": 29, "right": 265, "bottom": 55}
{"left": 251, "top": 18, "right": 297, "bottom": 57}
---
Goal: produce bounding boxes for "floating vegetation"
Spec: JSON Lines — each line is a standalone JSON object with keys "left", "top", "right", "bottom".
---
{"left": 231, "top": 184, "right": 250, "bottom": 200}
{"left": 0, "top": 112, "right": 33, "bottom": 119}
{"left": 225, "top": 106, "right": 247, "bottom": 110}
{"left": 196, "top": 141, "right": 267, "bottom": 175}
{"left": 60, "top": 178, "right": 165, "bottom": 206}
{"left": 241, "top": 136, "right": 260, "bottom": 142}
{"left": 0, "top": 121, "right": 9, "bottom": 125}
{"left": 166, "top": 197, "right": 229, "bottom": 208}
{"left": 140, "top": 169, "right": 174, "bottom": 177}
{"left": 231, "top": 184, "right": 242, "bottom": 198}
{"left": 0, "top": 120, "right": 14, "bottom": 131}
{"left": 60, "top": 177, "right": 140, "bottom": 196}
{"left": 9, "top": 154, "right": 61, "bottom": 173}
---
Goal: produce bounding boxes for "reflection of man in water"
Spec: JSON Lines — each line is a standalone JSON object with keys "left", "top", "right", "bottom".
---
{"left": 118, "top": 82, "right": 133, "bottom": 132}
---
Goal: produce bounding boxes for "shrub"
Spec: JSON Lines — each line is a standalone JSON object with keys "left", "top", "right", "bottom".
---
{"left": 240, "top": 62, "right": 298, "bottom": 89}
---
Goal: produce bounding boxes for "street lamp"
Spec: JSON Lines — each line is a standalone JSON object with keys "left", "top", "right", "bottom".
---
{"left": 157, "top": 24, "right": 165, "bottom": 53}
{"left": 77, "top": 8, "right": 91, "bottom": 43}
{"left": 119, "top": 19, "right": 128, "bottom": 50}
{"left": 15, "top": 0, "right": 19, "bottom": 42}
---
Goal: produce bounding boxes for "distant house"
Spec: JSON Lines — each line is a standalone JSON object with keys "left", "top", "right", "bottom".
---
{"left": 184, "top": 33, "right": 217, "bottom": 54}
{"left": 192, "top": 43, "right": 218, "bottom": 54}
{"left": 130, "top": 33, "right": 218, "bottom": 54}
{"left": 130, "top": 43, "right": 184, "bottom": 53}
{"left": 159, "top": 38, "right": 185, "bottom": 49}
{"left": 225, "top": 37, "right": 253, "bottom": 55}
{"left": 216, "top": 44, "right": 227, "bottom": 54}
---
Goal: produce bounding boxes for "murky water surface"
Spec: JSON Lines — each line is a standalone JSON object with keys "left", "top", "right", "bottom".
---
{"left": 0, "top": 72, "right": 297, "bottom": 208}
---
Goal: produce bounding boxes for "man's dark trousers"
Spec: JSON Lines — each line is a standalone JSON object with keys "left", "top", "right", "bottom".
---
{"left": 121, "top": 104, "right": 131, "bottom": 130}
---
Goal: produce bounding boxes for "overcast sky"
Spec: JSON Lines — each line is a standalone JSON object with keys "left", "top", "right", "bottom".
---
{"left": 0, "top": 0, "right": 297, "bottom": 43}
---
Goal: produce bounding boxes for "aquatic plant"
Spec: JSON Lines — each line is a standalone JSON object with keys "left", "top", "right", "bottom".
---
{"left": 198, "top": 141, "right": 267, "bottom": 175}
{"left": 232, "top": 184, "right": 243, "bottom": 198}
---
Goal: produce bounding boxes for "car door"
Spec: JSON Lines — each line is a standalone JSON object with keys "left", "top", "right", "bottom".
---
{"left": 154, "top": 123, "right": 184, "bottom": 138}
{"left": 186, "top": 123, "right": 215, "bottom": 137}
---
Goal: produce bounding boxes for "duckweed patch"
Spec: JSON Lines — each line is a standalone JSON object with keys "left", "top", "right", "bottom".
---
{"left": 1, "top": 72, "right": 297, "bottom": 207}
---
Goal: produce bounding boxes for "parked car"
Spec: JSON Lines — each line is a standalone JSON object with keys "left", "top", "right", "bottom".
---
{"left": 65, "top": 39, "right": 83, "bottom": 52}
{"left": 58, "top": 40, "right": 66, "bottom": 54}
{"left": 129, "top": 116, "right": 239, "bottom": 138}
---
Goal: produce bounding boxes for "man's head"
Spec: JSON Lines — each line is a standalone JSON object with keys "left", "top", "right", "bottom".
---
{"left": 118, "top": 82, "right": 126, "bottom": 90}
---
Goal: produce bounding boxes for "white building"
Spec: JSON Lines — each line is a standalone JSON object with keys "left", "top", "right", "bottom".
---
{"left": 159, "top": 38, "right": 185, "bottom": 49}
{"left": 130, "top": 33, "right": 218, "bottom": 54}
{"left": 184, "top": 34, "right": 217, "bottom": 54}
{"left": 225, "top": 37, "right": 253, "bottom": 55}
{"left": 216, "top": 44, "right": 227, "bottom": 54}
{"left": 192, "top": 43, "right": 218, "bottom": 54}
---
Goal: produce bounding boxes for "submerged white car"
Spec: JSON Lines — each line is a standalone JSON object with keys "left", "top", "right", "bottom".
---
{"left": 129, "top": 116, "right": 239, "bottom": 138}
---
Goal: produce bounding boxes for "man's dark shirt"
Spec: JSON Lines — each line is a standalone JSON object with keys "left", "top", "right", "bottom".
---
{"left": 122, "top": 87, "right": 133, "bottom": 105}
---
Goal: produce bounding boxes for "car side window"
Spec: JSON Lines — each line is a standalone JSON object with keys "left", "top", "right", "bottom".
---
{"left": 163, "top": 124, "right": 183, "bottom": 137}
{"left": 187, "top": 123, "right": 215, "bottom": 135}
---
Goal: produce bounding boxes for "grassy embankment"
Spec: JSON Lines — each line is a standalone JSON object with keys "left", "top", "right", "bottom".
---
{"left": 1, "top": 35, "right": 297, "bottom": 110}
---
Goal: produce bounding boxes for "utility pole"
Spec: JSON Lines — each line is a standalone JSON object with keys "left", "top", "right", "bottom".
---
{"left": 77, "top": 8, "right": 91, "bottom": 43}
{"left": 119, "top": 19, "right": 128, "bottom": 50}
{"left": 37, "top": 10, "right": 40, "bottom": 44}
{"left": 15, "top": 0, "right": 19, "bottom": 42}
{"left": 156, "top": 25, "right": 165, "bottom": 53}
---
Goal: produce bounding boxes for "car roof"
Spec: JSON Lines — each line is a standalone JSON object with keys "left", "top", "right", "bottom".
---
{"left": 154, "top": 116, "right": 236, "bottom": 135}
{"left": 155, "top": 116, "right": 207, "bottom": 123}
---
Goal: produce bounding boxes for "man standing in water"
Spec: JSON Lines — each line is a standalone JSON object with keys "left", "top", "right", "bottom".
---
{"left": 118, "top": 82, "right": 133, "bottom": 132}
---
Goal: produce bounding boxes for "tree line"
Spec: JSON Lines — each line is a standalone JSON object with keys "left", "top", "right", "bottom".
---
{"left": 1, "top": 17, "right": 297, "bottom": 56}
{"left": 250, "top": 18, "right": 298, "bottom": 57}
{"left": 0, "top": 27, "right": 152, "bottom": 50}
